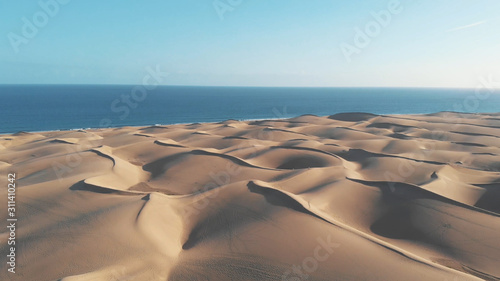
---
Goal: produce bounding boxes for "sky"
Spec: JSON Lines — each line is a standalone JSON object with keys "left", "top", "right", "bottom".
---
{"left": 1, "top": 0, "right": 499, "bottom": 88}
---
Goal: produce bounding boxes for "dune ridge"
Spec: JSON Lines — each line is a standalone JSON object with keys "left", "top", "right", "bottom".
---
{"left": 1, "top": 112, "right": 499, "bottom": 281}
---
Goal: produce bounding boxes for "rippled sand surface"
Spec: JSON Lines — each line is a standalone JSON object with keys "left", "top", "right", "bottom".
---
{"left": 1, "top": 112, "right": 499, "bottom": 281}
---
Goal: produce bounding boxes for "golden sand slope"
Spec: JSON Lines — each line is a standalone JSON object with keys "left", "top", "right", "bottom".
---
{"left": 1, "top": 112, "right": 500, "bottom": 281}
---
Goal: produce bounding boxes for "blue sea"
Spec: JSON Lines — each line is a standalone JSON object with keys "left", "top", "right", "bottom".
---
{"left": 1, "top": 85, "right": 499, "bottom": 134}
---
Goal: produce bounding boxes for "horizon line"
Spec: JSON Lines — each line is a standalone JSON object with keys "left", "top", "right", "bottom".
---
{"left": 0, "top": 84, "right": 483, "bottom": 90}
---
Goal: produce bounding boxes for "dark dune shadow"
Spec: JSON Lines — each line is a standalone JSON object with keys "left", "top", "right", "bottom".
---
{"left": 453, "top": 141, "right": 487, "bottom": 147}
{"left": 276, "top": 155, "right": 329, "bottom": 169}
{"left": 69, "top": 180, "right": 115, "bottom": 194}
{"left": 153, "top": 139, "right": 185, "bottom": 148}
{"left": 474, "top": 183, "right": 500, "bottom": 214}
{"left": 328, "top": 112, "right": 377, "bottom": 122}
{"left": 247, "top": 181, "right": 330, "bottom": 225}
{"left": 370, "top": 207, "right": 425, "bottom": 240}
{"left": 366, "top": 122, "right": 416, "bottom": 132}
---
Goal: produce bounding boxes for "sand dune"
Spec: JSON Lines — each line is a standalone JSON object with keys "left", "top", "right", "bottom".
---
{"left": 1, "top": 112, "right": 499, "bottom": 281}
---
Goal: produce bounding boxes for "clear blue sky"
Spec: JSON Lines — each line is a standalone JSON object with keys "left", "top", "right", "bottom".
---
{"left": 1, "top": 0, "right": 499, "bottom": 87}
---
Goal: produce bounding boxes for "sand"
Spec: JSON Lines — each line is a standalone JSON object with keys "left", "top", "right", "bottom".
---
{"left": 1, "top": 112, "right": 499, "bottom": 281}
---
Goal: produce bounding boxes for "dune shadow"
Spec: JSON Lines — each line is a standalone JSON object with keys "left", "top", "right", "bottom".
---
{"left": 328, "top": 112, "right": 377, "bottom": 122}
{"left": 69, "top": 180, "right": 116, "bottom": 194}
{"left": 247, "top": 181, "right": 329, "bottom": 224}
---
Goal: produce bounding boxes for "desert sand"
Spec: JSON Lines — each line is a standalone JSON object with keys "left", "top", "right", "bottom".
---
{"left": 1, "top": 112, "right": 500, "bottom": 281}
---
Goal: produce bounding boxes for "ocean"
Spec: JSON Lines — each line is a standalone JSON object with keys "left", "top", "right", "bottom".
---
{"left": 1, "top": 85, "right": 499, "bottom": 134}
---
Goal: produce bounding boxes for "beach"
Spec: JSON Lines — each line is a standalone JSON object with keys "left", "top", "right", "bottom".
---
{"left": 1, "top": 112, "right": 499, "bottom": 280}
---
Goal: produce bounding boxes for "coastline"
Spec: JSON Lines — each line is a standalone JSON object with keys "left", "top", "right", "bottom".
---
{"left": 2, "top": 111, "right": 499, "bottom": 136}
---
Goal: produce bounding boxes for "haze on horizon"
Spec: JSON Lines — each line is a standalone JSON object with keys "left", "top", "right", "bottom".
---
{"left": 1, "top": 0, "right": 499, "bottom": 88}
